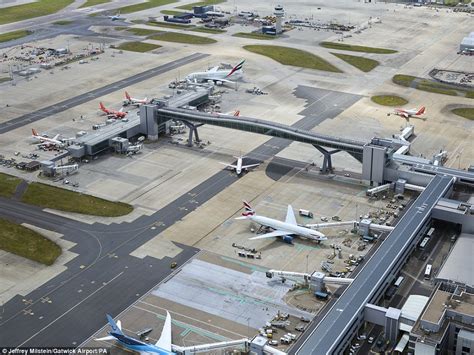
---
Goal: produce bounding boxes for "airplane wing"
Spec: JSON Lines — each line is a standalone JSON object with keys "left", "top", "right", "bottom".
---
{"left": 402, "top": 112, "right": 409, "bottom": 118}
{"left": 52, "top": 134, "right": 60, "bottom": 140}
{"left": 219, "top": 162, "right": 238, "bottom": 169}
{"left": 208, "top": 66, "right": 219, "bottom": 73}
{"left": 95, "top": 335, "right": 116, "bottom": 341}
{"left": 285, "top": 205, "right": 297, "bottom": 226}
{"left": 241, "top": 163, "right": 260, "bottom": 170}
{"left": 249, "top": 230, "right": 291, "bottom": 240}
{"left": 155, "top": 311, "right": 172, "bottom": 351}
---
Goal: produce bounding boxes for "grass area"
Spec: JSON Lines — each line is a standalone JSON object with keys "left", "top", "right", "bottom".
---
{"left": 189, "top": 27, "right": 226, "bottom": 34}
{"left": 53, "top": 20, "right": 73, "bottom": 25}
{"left": 176, "top": 0, "right": 225, "bottom": 10}
{"left": 0, "top": 30, "right": 32, "bottom": 43}
{"left": 79, "top": 0, "right": 111, "bottom": 8}
{"left": 451, "top": 108, "right": 474, "bottom": 120}
{"left": 0, "top": 0, "right": 74, "bottom": 25}
{"left": 417, "top": 84, "right": 457, "bottom": 96}
{"left": 21, "top": 183, "right": 133, "bottom": 217}
{"left": 0, "top": 77, "right": 12, "bottom": 83}
{"left": 0, "top": 218, "right": 61, "bottom": 265}
{"left": 371, "top": 95, "right": 408, "bottom": 107}
{"left": 147, "top": 21, "right": 193, "bottom": 29}
{"left": 115, "top": 0, "right": 177, "bottom": 15}
{"left": 150, "top": 32, "right": 217, "bottom": 44}
{"left": 331, "top": 52, "right": 379, "bottom": 72}
{"left": 0, "top": 173, "right": 22, "bottom": 198}
{"left": 127, "top": 28, "right": 163, "bottom": 36}
{"left": 320, "top": 41, "right": 397, "bottom": 54}
{"left": 243, "top": 45, "right": 342, "bottom": 73}
{"left": 114, "top": 26, "right": 126, "bottom": 31}
{"left": 392, "top": 74, "right": 474, "bottom": 98}
{"left": 116, "top": 41, "right": 162, "bottom": 52}
{"left": 233, "top": 32, "right": 276, "bottom": 40}
{"left": 161, "top": 9, "right": 186, "bottom": 15}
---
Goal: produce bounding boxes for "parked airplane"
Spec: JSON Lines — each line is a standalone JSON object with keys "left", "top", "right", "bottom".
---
{"left": 236, "top": 201, "right": 327, "bottom": 244}
{"left": 124, "top": 91, "right": 148, "bottom": 106}
{"left": 219, "top": 155, "right": 259, "bottom": 175}
{"left": 31, "top": 129, "right": 65, "bottom": 148}
{"left": 96, "top": 313, "right": 174, "bottom": 354}
{"left": 99, "top": 102, "right": 127, "bottom": 119}
{"left": 185, "top": 60, "right": 245, "bottom": 85}
{"left": 108, "top": 12, "right": 123, "bottom": 21}
{"left": 393, "top": 106, "right": 426, "bottom": 119}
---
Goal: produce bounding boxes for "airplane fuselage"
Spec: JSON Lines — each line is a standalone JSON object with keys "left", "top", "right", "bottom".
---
{"left": 236, "top": 158, "right": 243, "bottom": 175}
{"left": 250, "top": 215, "right": 327, "bottom": 241}
{"left": 186, "top": 70, "right": 242, "bottom": 83}
{"left": 112, "top": 333, "right": 175, "bottom": 355}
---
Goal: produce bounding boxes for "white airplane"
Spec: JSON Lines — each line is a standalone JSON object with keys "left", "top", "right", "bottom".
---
{"left": 31, "top": 129, "right": 65, "bottom": 148}
{"left": 236, "top": 201, "right": 327, "bottom": 244}
{"left": 124, "top": 91, "right": 148, "bottom": 106}
{"left": 393, "top": 106, "right": 426, "bottom": 119}
{"left": 219, "top": 155, "right": 259, "bottom": 175}
{"left": 185, "top": 60, "right": 245, "bottom": 85}
{"left": 108, "top": 11, "right": 123, "bottom": 21}
{"left": 96, "top": 313, "right": 174, "bottom": 354}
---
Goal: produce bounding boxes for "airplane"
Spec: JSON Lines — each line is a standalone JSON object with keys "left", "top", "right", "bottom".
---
{"left": 96, "top": 313, "right": 174, "bottom": 355}
{"left": 108, "top": 11, "right": 123, "bottom": 21}
{"left": 99, "top": 102, "right": 127, "bottom": 119}
{"left": 124, "top": 91, "right": 148, "bottom": 106}
{"left": 236, "top": 201, "right": 327, "bottom": 244}
{"left": 31, "top": 129, "right": 65, "bottom": 148}
{"left": 185, "top": 60, "right": 245, "bottom": 86}
{"left": 393, "top": 106, "right": 426, "bottom": 120}
{"left": 219, "top": 155, "right": 259, "bottom": 175}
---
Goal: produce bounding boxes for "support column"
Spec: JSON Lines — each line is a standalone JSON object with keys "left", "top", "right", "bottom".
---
{"left": 313, "top": 145, "right": 340, "bottom": 173}
{"left": 181, "top": 120, "right": 204, "bottom": 147}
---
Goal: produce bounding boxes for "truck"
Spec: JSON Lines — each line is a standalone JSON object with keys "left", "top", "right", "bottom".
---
{"left": 314, "top": 291, "right": 329, "bottom": 300}
{"left": 298, "top": 209, "right": 313, "bottom": 218}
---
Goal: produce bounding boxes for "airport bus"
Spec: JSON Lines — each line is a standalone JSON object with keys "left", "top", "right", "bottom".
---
{"left": 419, "top": 237, "right": 430, "bottom": 249}
{"left": 427, "top": 227, "right": 435, "bottom": 237}
{"left": 394, "top": 276, "right": 404, "bottom": 288}
{"left": 424, "top": 264, "right": 432, "bottom": 280}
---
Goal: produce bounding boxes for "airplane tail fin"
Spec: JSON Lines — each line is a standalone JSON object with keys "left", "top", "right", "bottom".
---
{"left": 226, "top": 60, "right": 245, "bottom": 78}
{"left": 416, "top": 106, "right": 426, "bottom": 115}
{"left": 105, "top": 314, "right": 123, "bottom": 335}
{"left": 155, "top": 311, "right": 172, "bottom": 351}
{"left": 125, "top": 91, "right": 131, "bottom": 100}
{"left": 99, "top": 102, "right": 107, "bottom": 112}
{"left": 234, "top": 110, "right": 240, "bottom": 117}
{"left": 32, "top": 129, "right": 38, "bottom": 136}
{"left": 241, "top": 200, "right": 255, "bottom": 217}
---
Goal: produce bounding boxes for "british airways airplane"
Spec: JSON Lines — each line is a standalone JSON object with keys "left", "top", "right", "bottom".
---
{"left": 96, "top": 313, "right": 175, "bottom": 354}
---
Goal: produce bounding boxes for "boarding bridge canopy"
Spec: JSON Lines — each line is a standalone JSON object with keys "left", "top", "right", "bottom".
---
{"left": 157, "top": 107, "right": 366, "bottom": 157}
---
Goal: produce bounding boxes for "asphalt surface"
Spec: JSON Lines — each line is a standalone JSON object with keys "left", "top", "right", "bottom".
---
{"left": 0, "top": 53, "right": 209, "bottom": 134}
{"left": 293, "top": 174, "right": 454, "bottom": 354}
{"left": 0, "top": 86, "right": 362, "bottom": 347}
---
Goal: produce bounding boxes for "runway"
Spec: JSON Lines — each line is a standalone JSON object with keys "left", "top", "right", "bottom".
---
{"left": 0, "top": 52, "right": 209, "bottom": 134}
{"left": 0, "top": 87, "right": 362, "bottom": 347}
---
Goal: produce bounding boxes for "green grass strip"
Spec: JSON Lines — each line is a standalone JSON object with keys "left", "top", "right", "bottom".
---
{"left": 53, "top": 20, "right": 73, "bottom": 25}
{"left": 22, "top": 182, "right": 133, "bottom": 217}
{"left": 147, "top": 21, "right": 193, "bottom": 29}
{"left": 117, "top": 41, "right": 162, "bottom": 52}
{"left": 243, "top": 44, "right": 342, "bottom": 73}
{"left": 233, "top": 32, "right": 275, "bottom": 40}
{"left": 0, "top": 218, "right": 61, "bottom": 265}
{"left": 371, "top": 95, "right": 408, "bottom": 107}
{"left": 0, "top": 30, "right": 32, "bottom": 43}
{"left": 331, "top": 52, "right": 379, "bottom": 72}
{"left": 320, "top": 41, "right": 397, "bottom": 54}
{"left": 127, "top": 28, "right": 164, "bottom": 36}
{"left": 188, "top": 27, "right": 226, "bottom": 34}
{"left": 79, "top": 0, "right": 111, "bottom": 8}
{"left": 176, "top": 0, "right": 225, "bottom": 10}
{"left": 451, "top": 108, "right": 474, "bottom": 120}
{"left": 149, "top": 32, "right": 216, "bottom": 44}
{"left": 0, "top": 0, "right": 74, "bottom": 25}
{"left": 0, "top": 173, "right": 22, "bottom": 198}
{"left": 115, "top": 0, "right": 177, "bottom": 15}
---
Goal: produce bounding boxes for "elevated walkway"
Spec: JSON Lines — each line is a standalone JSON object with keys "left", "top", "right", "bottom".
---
{"left": 156, "top": 107, "right": 365, "bottom": 171}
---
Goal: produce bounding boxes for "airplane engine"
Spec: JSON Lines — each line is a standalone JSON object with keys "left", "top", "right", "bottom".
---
{"left": 216, "top": 81, "right": 223, "bottom": 86}
{"left": 282, "top": 236, "right": 294, "bottom": 244}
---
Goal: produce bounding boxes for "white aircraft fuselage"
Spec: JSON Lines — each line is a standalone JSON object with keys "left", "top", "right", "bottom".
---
{"left": 250, "top": 215, "right": 327, "bottom": 241}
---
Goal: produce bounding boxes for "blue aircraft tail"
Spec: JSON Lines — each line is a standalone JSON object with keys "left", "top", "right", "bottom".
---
{"left": 106, "top": 314, "right": 123, "bottom": 335}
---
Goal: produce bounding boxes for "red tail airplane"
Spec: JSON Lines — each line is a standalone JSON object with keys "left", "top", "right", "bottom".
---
{"left": 99, "top": 102, "right": 127, "bottom": 119}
